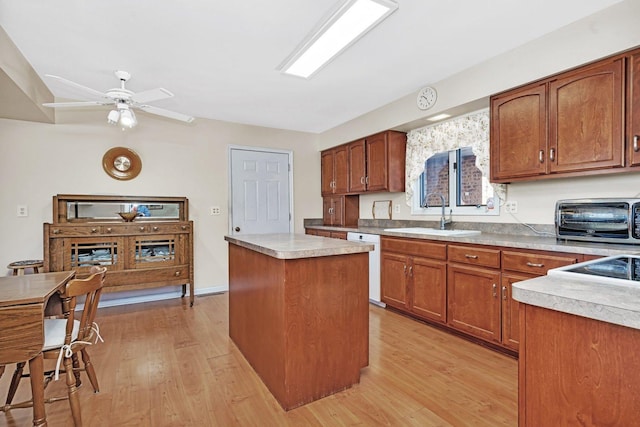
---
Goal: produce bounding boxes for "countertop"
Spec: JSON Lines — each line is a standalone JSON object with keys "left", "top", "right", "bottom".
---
{"left": 224, "top": 233, "right": 374, "bottom": 260}
{"left": 305, "top": 224, "right": 639, "bottom": 257}
{"left": 512, "top": 274, "right": 640, "bottom": 330}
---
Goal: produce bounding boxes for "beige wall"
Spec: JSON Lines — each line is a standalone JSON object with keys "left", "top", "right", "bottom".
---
{"left": 321, "top": 0, "right": 640, "bottom": 225}
{"left": 0, "top": 110, "right": 320, "bottom": 293}
{"left": 3, "top": 0, "right": 640, "bottom": 294}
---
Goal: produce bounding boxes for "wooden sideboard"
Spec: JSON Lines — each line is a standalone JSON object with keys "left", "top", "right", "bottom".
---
{"left": 43, "top": 194, "right": 194, "bottom": 306}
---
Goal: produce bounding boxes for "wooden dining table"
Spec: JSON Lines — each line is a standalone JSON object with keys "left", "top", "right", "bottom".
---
{"left": 0, "top": 270, "right": 76, "bottom": 427}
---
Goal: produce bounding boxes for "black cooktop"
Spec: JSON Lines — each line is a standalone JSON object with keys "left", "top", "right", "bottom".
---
{"left": 550, "top": 255, "right": 640, "bottom": 283}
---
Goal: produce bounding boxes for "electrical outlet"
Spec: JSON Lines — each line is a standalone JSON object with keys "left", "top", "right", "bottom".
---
{"left": 505, "top": 201, "right": 518, "bottom": 214}
{"left": 394, "top": 204, "right": 401, "bottom": 214}
{"left": 17, "top": 205, "right": 28, "bottom": 217}
{"left": 210, "top": 206, "right": 221, "bottom": 216}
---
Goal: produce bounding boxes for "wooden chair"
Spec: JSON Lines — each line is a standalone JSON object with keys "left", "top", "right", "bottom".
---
{"left": 3, "top": 266, "right": 107, "bottom": 426}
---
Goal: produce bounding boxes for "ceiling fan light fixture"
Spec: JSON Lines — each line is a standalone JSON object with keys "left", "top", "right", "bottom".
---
{"left": 278, "top": 0, "right": 398, "bottom": 79}
{"left": 119, "top": 108, "right": 137, "bottom": 128}
{"left": 107, "top": 109, "right": 120, "bottom": 125}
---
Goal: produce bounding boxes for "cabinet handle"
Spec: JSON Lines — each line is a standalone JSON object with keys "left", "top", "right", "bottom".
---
{"left": 181, "top": 225, "right": 187, "bottom": 230}
{"left": 139, "top": 226, "right": 145, "bottom": 232}
{"left": 403, "top": 265, "right": 407, "bottom": 275}
{"left": 465, "top": 254, "right": 478, "bottom": 259}
{"left": 502, "top": 286, "right": 507, "bottom": 300}
{"left": 91, "top": 228, "right": 98, "bottom": 233}
{"left": 492, "top": 283, "right": 497, "bottom": 297}
{"left": 175, "top": 271, "right": 181, "bottom": 277}
{"left": 365, "top": 176, "right": 369, "bottom": 185}
{"left": 153, "top": 226, "right": 159, "bottom": 232}
{"left": 409, "top": 266, "right": 413, "bottom": 277}
{"left": 360, "top": 176, "right": 365, "bottom": 184}
{"left": 539, "top": 150, "right": 544, "bottom": 163}
{"left": 634, "top": 135, "right": 639, "bottom": 152}
{"left": 549, "top": 148, "right": 556, "bottom": 162}
{"left": 526, "top": 262, "right": 544, "bottom": 268}
{"left": 53, "top": 229, "right": 60, "bottom": 234}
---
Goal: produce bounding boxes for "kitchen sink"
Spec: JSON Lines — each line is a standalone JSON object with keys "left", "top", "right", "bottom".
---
{"left": 383, "top": 227, "right": 481, "bottom": 236}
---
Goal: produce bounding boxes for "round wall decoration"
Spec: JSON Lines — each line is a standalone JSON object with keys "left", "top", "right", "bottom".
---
{"left": 102, "top": 147, "right": 142, "bottom": 180}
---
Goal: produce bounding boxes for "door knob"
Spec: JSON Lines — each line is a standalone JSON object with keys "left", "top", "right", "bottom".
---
{"left": 235, "top": 227, "right": 240, "bottom": 232}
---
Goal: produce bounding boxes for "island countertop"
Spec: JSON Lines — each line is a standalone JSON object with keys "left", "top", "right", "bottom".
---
{"left": 512, "top": 275, "right": 640, "bottom": 330}
{"left": 224, "top": 233, "right": 373, "bottom": 260}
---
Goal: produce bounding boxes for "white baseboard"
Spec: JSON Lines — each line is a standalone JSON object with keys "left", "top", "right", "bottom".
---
{"left": 97, "top": 285, "right": 228, "bottom": 308}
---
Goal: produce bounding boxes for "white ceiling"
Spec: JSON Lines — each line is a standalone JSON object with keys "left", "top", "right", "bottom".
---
{"left": 0, "top": 0, "right": 622, "bottom": 133}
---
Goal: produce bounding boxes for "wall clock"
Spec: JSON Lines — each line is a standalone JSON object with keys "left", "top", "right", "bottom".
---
{"left": 417, "top": 86, "right": 437, "bottom": 110}
{"left": 102, "top": 147, "right": 142, "bottom": 180}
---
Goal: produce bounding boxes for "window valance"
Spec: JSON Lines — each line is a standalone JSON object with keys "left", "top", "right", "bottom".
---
{"left": 405, "top": 109, "right": 506, "bottom": 205}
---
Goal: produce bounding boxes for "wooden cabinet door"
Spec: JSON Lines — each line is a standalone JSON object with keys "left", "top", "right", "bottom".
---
{"left": 348, "top": 139, "right": 366, "bottom": 192}
{"left": 322, "top": 197, "right": 334, "bottom": 225}
{"left": 500, "top": 273, "right": 529, "bottom": 351}
{"left": 321, "top": 150, "right": 334, "bottom": 196}
{"left": 365, "top": 132, "right": 389, "bottom": 192}
{"left": 490, "top": 83, "right": 547, "bottom": 182}
{"left": 629, "top": 50, "right": 640, "bottom": 166}
{"left": 548, "top": 58, "right": 624, "bottom": 174}
{"left": 333, "top": 145, "right": 349, "bottom": 194}
{"left": 447, "top": 264, "right": 501, "bottom": 342}
{"left": 321, "top": 146, "right": 349, "bottom": 195}
{"left": 410, "top": 256, "right": 447, "bottom": 324}
{"left": 381, "top": 252, "right": 409, "bottom": 310}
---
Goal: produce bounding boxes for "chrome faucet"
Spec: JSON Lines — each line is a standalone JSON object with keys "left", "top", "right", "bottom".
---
{"left": 424, "top": 192, "right": 453, "bottom": 230}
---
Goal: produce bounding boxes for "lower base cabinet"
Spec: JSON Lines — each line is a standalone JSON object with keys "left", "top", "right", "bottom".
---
{"left": 381, "top": 237, "right": 447, "bottom": 324}
{"left": 305, "top": 229, "right": 347, "bottom": 239}
{"left": 519, "top": 304, "right": 640, "bottom": 426}
{"left": 447, "top": 264, "right": 501, "bottom": 342}
{"left": 381, "top": 237, "right": 585, "bottom": 354}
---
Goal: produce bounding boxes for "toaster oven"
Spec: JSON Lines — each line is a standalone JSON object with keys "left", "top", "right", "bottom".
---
{"left": 555, "top": 198, "right": 640, "bottom": 244}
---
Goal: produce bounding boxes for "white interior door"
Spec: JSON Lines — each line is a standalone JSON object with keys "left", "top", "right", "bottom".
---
{"left": 229, "top": 147, "right": 292, "bottom": 235}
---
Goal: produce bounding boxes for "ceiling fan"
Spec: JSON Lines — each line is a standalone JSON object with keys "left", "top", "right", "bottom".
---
{"left": 42, "top": 70, "right": 195, "bottom": 128}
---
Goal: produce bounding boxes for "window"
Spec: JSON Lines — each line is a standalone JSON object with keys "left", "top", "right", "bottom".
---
{"left": 414, "top": 147, "right": 498, "bottom": 216}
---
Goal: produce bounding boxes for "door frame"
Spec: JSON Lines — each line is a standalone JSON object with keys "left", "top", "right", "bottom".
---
{"left": 227, "top": 144, "right": 294, "bottom": 235}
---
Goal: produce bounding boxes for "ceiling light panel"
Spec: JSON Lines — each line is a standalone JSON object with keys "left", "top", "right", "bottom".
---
{"left": 280, "top": 0, "right": 398, "bottom": 79}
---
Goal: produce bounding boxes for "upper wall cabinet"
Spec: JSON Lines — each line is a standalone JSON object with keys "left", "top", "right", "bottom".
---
{"left": 322, "top": 130, "right": 406, "bottom": 196}
{"left": 321, "top": 144, "right": 349, "bottom": 196}
{"left": 348, "top": 130, "right": 406, "bottom": 193}
{"left": 490, "top": 50, "right": 635, "bottom": 183}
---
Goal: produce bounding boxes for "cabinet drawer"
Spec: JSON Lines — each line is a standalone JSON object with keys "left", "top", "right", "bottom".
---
{"left": 145, "top": 223, "right": 191, "bottom": 234}
{"left": 104, "top": 265, "right": 190, "bottom": 288}
{"left": 448, "top": 245, "right": 500, "bottom": 269}
{"left": 502, "top": 250, "right": 579, "bottom": 275}
{"left": 381, "top": 237, "right": 446, "bottom": 260}
{"left": 49, "top": 225, "right": 102, "bottom": 236}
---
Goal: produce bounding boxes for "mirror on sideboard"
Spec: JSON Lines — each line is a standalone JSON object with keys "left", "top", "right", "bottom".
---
{"left": 53, "top": 195, "right": 188, "bottom": 223}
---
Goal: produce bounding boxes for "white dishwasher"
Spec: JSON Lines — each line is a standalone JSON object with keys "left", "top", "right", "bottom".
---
{"left": 347, "top": 232, "right": 384, "bottom": 307}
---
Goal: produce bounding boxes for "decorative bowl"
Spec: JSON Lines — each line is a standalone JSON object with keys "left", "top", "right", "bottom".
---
{"left": 118, "top": 211, "right": 138, "bottom": 222}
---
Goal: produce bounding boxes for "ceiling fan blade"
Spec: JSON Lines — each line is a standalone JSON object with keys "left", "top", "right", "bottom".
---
{"left": 44, "top": 74, "right": 107, "bottom": 101}
{"left": 137, "top": 104, "right": 195, "bottom": 123}
{"left": 131, "top": 88, "right": 173, "bottom": 104}
{"left": 42, "top": 101, "right": 108, "bottom": 108}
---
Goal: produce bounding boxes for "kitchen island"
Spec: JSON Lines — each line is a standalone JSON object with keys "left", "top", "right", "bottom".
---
{"left": 513, "top": 271, "right": 640, "bottom": 426}
{"left": 224, "top": 233, "right": 373, "bottom": 410}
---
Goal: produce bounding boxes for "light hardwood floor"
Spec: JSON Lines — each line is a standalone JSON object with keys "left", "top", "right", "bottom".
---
{"left": 0, "top": 293, "right": 517, "bottom": 426}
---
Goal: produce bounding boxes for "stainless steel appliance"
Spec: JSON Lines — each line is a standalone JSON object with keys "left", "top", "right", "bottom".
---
{"left": 548, "top": 254, "right": 640, "bottom": 286}
{"left": 555, "top": 198, "right": 640, "bottom": 244}
{"left": 347, "top": 232, "right": 384, "bottom": 307}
